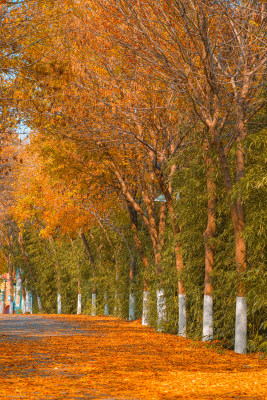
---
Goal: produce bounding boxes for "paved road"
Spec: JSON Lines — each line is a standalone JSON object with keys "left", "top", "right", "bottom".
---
{"left": 0, "top": 315, "right": 265, "bottom": 400}
{"left": 0, "top": 314, "right": 90, "bottom": 339}
{"left": 0, "top": 315, "right": 140, "bottom": 400}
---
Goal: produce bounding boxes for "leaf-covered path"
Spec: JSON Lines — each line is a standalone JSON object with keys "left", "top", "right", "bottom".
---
{"left": 0, "top": 315, "right": 266, "bottom": 400}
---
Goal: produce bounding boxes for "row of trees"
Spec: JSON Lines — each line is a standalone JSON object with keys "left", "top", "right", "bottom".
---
{"left": 0, "top": 0, "right": 266, "bottom": 354}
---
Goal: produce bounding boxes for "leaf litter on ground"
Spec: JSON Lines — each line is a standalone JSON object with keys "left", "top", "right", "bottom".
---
{"left": 0, "top": 315, "right": 266, "bottom": 400}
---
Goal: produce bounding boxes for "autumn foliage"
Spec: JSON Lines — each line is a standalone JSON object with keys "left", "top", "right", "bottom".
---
{"left": 0, "top": 0, "right": 266, "bottom": 359}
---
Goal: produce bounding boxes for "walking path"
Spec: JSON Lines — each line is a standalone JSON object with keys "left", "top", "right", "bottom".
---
{"left": 0, "top": 315, "right": 90, "bottom": 339}
{"left": 0, "top": 315, "right": 266, "bottom": 400}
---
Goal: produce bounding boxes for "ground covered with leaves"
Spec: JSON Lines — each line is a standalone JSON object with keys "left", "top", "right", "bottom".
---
{"left": 0, "top": 315, "right": 266, "bottom": 400}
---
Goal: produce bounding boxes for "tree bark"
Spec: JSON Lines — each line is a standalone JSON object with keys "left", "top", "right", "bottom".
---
{"left": 8, "top": 260, "right": 14, "bottom": 315}
{"left": 233, "top": 103, "right": 247, "bottom": 354}
{"left": 128, "top": 259, "right": 136, "bottom": 321}
{"left": 202, "top": 139, "right": 216, "bottom": 341}
{"left": 21, "top": 287, "right": 26, "bottom": 314}
{"left": 80, "top": 232, "right": 95, "bottom": 267}
{"left": 214, "top": 132, "right": 247, "bottom": 353}
{"left": 126, "top": 200, "right": 150, "bottom": 324}
{"left": 49, "top": 237, "right": 62, "bottom": 314}
{"left": 69, "top": 236, "right": 82, "bottom": 315}
{"left": 79, "top": 232, "right": 97, "bottom": 316}
{"left": 104, "top": 292, "right": 109, "bottom": 316}
{"left": 154, "top": 167, "right": 187, "bottom": 336}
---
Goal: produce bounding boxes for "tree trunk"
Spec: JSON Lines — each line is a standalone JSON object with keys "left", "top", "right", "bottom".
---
{"left": 127, "top": 201, "right": 150, "bottom": 325}
{"left": 104, "top": 292, "right": 109, "bottom": 316}
{"left": 155, "top": 202, "right": 167, "bottom": 331}
{"left": 79, "top": 232, "right": 97, "bottom": 317}
{"left": 129, "top": 292, "right": 136, "bottom": 321}
{"left": 49, "top": 238, "right": 62, "bottom": 315}
{"left": 202, "top": 139, "right": 216, "bottom": 341}
{"left": 0, "top": 290, "right": 4, "bottom": 314}
{"left": 156, "top": 288, "right": 167, "bottom": 332}
{"left": 114, "top": 169, "right": 169, "bottom": 327}
{"left": 128, "top": 259, "right": 136, "bottom": 321}
{"left": 55, "top": 276, "right": 61, "bottom": 314}
{"left": 26, "top": 290, "right": 30, "bottom": 313}
{"left": 80, "top": 232, "right": 95, "bottom": 266}
{"left": 215, "top": 133, "right": 247, "bottom": 353}
{"left": 69, "top": 236, "right": 82, "bottom": 315}
{"left": 172, "top": 217, "right": 186, "bottom": 336}
{"left": 91, "top": 287, "right": 96, "bottom": 316}
{"left": 77, "top": 281, "right": 82, "bottom": 315}
{"left": 8, "top": 263, "right": 14, "bottom": 315}
{"left": 21, "top": 288, "right": 26, "bottom": 314}
{"left": 114, "top": 267, "right": 120, "bottom": 316}
{"left": 37, "top": 295, "right": 42, "bottom": 313}
{"left": 57, "top": 292, "right": 61, "bottom": 314}
{"left": 234, "top": 109, "right": 247, "bottom": 354}
{"left": 142, "top": 286, "right": 150, "bottom": 326}
{"left": 30, "top": 292, "right": 33, "bottom": 314}
{"left": 154, "top": 167, "right": 187, "bottom": 336}
{"left": 19, "top": 232, "right": 41, "bottom": 309}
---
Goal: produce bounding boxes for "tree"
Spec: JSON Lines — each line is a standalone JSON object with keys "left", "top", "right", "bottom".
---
{"left": 97, "top": 0, "right": 266, "bottom": 353}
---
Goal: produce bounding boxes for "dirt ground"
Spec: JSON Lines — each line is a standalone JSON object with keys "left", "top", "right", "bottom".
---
{"left": 0, "top": 315, "right": 266, "bottom": 400}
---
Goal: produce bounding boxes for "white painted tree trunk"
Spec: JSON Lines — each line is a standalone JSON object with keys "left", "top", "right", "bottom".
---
{"left": 57, "top": 292, "right": 61, "bottom": 314}
{"left": 202, "top": 294, "right": 213, "bottom": 341}
{"left": 157, "top": 289, "right": 167, "bottom": 332}
{"left": 26, "top": 291, "right": 30, "bottom": 313}
{"left": 104, "top": 292, "right": 109, "bottom": 316}
{"left": 0, "top": 292, "right": 4, "bottom": 314}
{"left": 9, "top": 284, "right": 14, "bottom": 315}
{"left": 22, "top": 297, "right": 26, "bottom": 314}
{"left": 178, "top": 294, "right": 186, "bottom": 337}
{"left": 235, "top": 296, "right": 247, "bottom": 354}
{"left": 29, "top": 292, "right": 33, "bottom": 314}
{"left": 9, "top": 301, "right": 13, "bottom": 314}
{"left": 129, "top": 292, "right": 136, "bottom": 321}
{"left": 91, "top": 293, "right": 96, "bottom": 316}
{"left": 77, "top": 293, "right": 82, "bottom": 315}
{"left": 142, "top": 290, "right": 150, "bottom": 326}
{"left": 114, "top": 291, "right": 119, "bottom": 316}
{"left": 15, "top": 276, "right": 21, "bottom": 310}
{"left": 37, "top": 296, "right": 42, "bottom": 313}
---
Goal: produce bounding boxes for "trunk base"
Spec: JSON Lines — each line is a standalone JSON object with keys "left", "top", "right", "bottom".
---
{"left": 91, "top": 293, "right": 96, "bottom": 316}
{"left": 22, "top": 298, "right": 26, "bottom": 314}
{"left": 157, "top": 289, "right": 166, "bottom": 332}
{"left": 0, "top": 292, "right": 4, "bottom": 314}
{"left": 178, "top": 294, "right": 186, "bottom": 337}
{"left": 57, "top": 293, "right": 61, "bottom": 314}
{"left": 26, "top": 291, "right": 30, "bottom": 313}
{"left": 142, "top": 290, "right": 150, "bottom": 326}
{"left": 129, "top": 292, "right": 136, "bottom": 321}
{"left": 9, "top": 302, "right": 14, "bottom": 315}
{"left": 114, "top": 291, "right": 120, "bottom": 316}
{"left": 104, "top": 293, "right": 109, "bottom": 316}
{"left": 202, "top": 294, "right": 213, "bottom": 341}
{"left": 77, "top": 293, "right": 82, "bottom": 315}
{"left": 37, "top": 296, "right": 42, "bottom": 313}
{"left": 235, "top": 296, "right": 247, "bottom": 354}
